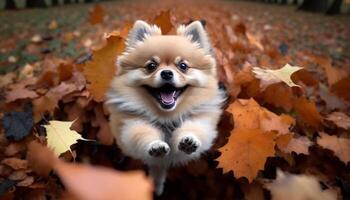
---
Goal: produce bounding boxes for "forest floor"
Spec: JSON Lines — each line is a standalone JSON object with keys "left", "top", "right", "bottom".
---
{"left": 0, "top": 0, "right": 350, "bottom": 199}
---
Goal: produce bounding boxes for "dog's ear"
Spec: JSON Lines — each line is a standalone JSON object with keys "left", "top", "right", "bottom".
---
{"left": 126, "top": 20, "right": 161, "bottom": 48}
{"left": 177, "top": 21, "right": 213, "bottom": 55}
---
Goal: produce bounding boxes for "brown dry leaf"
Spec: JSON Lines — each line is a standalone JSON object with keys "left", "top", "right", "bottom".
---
{"left": 93, "top": 105, "right": 114, "bottom": 145}
{"left": 279, "top": 136, "right": 312, "bottom": 155}
{"left": 317, "top": 132, "right": 350, "bottom": 164}
{"left": 27, "top": 141, "right": 55, "bottom": 177}
{"left": 83, "top": 34, "right": 125, "bottom": 102}
{"left": 326, "top": 112, "right": 350, "bottom": 129}
{"left": 315, "top": 56, "right": 346, "bottom": 86}
{"left": 260, "top": 83, "right": 294, "bottom": 111}
{"left": 217, "top": 128, "right": 275, "bottom": 182}
{"left": 291, "top": 69, "right": 319, "bottom": 87}
{"left": 293, "top": 97, "right": 323, "bottom": 129}
{"left": 32, "top": 95, "right": 58, "bottom": 123}
{"left": 5, "top": 83, "right": 38, "bottom": 103}
{"left": 0, "top": 72, "right": 16, "bottom": 88}
{"left": 2, "top": 158, "right": 28, "bottom": 170}
{"left": 319, "top": 84, "right": 348, "bottom": 110}
{"left": 89, "top": 4, "right": 105, "bottom": 25}
{"left": 331, "top": 75, "right": 350, "bottom": 103}
{"left": 153, "top": 10, "right": 173, "bottom": 34}
{"left": 265, "top": 170, "right": 336, "bottom": 200}
{"left": 58, "top": 63, "right": 73, "bottom": 82}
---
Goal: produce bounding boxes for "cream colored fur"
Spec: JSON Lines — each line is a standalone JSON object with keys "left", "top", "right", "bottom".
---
{"left": 106, "top": 20, "right": 225, "bottom": 195}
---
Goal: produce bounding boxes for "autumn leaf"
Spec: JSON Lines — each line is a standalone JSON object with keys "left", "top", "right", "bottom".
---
{"left": 217, "top": 128, "right": 275, "bottom": 182}
{"left": 278, "top": 136, "right": 312, "bottom": 155}
{"left": 89, "top": 4, "right": 105, "bottom": 25}
{"left": 326, "top": 112, "right": 350, "bottom": 129}
{"left": 331, "top": 75, "right": 350, "bottom": 103}
{"left": 317, "top": 132, "right": 350, "bottom": 164}
{"left": 153, "top": 10, "right": 173, "bottom": 34}
{"left": 5, "top": 83, "right": 38, "bottom": 103}
{"left": 293, "top": 96, "right": 323, "bottom": 129}
{"left": 43, "top": 120, "right": 88, "bottom": 157}
{"left": 252, "top": 63, "right": 303, "bottom": 89}
{"left": 259, "top": 83, "right": 294, "bottom": 111}
{"left": 83, "top": 34, "right": 125, "bottom": 102}
{"left": 227, "top": 98, "right": 294, "bottom": 135}
{"left": 27, "top": 142, "right": 153, "bottom": 200}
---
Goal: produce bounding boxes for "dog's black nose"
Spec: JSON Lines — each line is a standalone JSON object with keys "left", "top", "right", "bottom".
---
{"left": 160, "top": 70, "right": 173, "bottom": 80}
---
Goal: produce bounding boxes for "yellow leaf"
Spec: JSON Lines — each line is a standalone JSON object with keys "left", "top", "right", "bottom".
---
{"left": 43, "top": 120, "right": 87, "bottom": 157}
{"left": 252, "top": 64, "right": 303, "bottom": 89}
{"left": 83, "top": 34, "right": 125, "bottom": 102}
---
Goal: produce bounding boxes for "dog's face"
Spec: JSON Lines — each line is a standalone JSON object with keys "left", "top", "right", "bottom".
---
{"left": 108, "top": 20, "right": 219, "bottom": 118}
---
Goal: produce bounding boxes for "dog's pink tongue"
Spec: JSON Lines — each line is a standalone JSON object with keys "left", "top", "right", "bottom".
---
{"left": 160, "top": 91, "right": 175, "bottom": 105}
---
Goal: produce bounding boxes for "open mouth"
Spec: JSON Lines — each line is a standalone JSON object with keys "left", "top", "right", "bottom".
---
{"left": 143, "top": 84, "right": 188, "bottom": 110}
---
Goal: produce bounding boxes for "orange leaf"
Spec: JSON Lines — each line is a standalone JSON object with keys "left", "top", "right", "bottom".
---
{"left": 227, "top": 99, "right": 294, "bottom": 135}
{"left": 89, "top": 5, "right": 105, "bottom": 25}
{"left": 153, "top": 10, "right": 173, "bottom": 34}
{"left": 27, "top": 141, "right": 153, "bottom": 200}
{"left": 276, "top": 134, "right": 293, "bottom": 149}
{"left": 217, "top": 128, "right": 275, "bottom": 182}
{"left": 83, "top": 34, "right": 125, "bottom": 102}
{"left": 260, "top": 83, "right": 294, "bottom": 111}
{"left": 293, "top": 97, "right": 323, "bottom": 129}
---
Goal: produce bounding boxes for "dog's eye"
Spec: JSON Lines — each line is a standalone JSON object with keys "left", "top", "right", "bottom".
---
{"left": 178, "top": 62, "right": 188, "bottom": 71}
{"left": 146, "top": 62, "right": 158, "bottom": 72}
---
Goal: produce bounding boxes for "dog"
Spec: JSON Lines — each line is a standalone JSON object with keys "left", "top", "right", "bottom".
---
{"left": 106, "top": 20, "right": 225, "bottom": 195}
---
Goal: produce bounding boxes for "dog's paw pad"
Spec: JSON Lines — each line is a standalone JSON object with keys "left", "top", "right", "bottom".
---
{"left": 148, "top": 141, "right": 170, "bottom": 157}
{"left": 178, "top": 135, "right": 201, "bottom": 154}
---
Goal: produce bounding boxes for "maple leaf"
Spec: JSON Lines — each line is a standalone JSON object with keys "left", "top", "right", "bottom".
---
{"left": 217, "top": 128, "right": 275, "bottom": 182}
{"left": 265, "top": 170, "right": 337, "bottom": 200}
{"left": 83, "top": 34, "right": 125, "bottom": 102}
{"left": 326, "top": 112, "right": 350, "bottom": 129}
{"left": 153, "top": 10, "right": 173, "bottom": 34}
{"left": 43, "top": 120, "right": 88, "bottom": 157}
{"left": 226, "top": 98, "right": 294, "bottom": 135}
{"left": 252, "top": 63, "right": 303, "bottom": 89}
{"left": 317, "top": 132, "right": 350, "bottom": 164}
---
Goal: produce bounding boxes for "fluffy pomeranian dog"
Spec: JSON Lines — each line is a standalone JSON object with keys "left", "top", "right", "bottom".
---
{"left": 106, "top": 20, "right": 225, "bottom": 195}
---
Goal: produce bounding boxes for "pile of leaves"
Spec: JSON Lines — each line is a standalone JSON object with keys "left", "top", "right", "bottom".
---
{"left": 0, "top": 1, "right": 349, "bottom": 199}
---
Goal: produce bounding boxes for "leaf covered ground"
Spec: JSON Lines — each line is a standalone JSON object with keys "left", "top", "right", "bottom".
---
{"left": 0, "top": 0, "right": 350, "bottom": 199}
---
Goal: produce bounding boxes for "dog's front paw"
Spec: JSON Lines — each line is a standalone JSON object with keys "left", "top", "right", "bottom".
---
{"left": 178, "top": 135, "right": 201, "bottom": 154}
{"left": 148, "top": 141, "right": 170, "bottom": 157}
